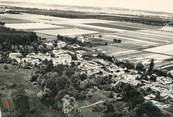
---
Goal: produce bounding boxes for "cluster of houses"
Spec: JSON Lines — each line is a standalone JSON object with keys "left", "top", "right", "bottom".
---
{"left": 8, "top": 40, "right": 72, "bottom": 68}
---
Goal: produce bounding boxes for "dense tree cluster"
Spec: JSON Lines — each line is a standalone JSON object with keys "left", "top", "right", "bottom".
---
{"left": 30, "top": 59, "right": 117, "bottom": 110}
{"left": 28, "top": 51, "right": 172, "bottom": 117}
{"left": 0, "top": 27, "right": 39, "bottom": 52}
{"left": 57, "top": 34, "right": 108, "bottom": 47}
{"left": 57, "top": 35, "right": 82, "bottom": 45}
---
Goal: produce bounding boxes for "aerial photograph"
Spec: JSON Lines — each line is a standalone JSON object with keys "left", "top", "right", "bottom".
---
{"left": 0, "top": 0, "right": 173, "bottom": 117}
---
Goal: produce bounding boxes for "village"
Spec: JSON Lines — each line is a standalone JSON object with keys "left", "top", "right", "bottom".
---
{"left": 1, "top": 5, "right": 173, "bottom": 117}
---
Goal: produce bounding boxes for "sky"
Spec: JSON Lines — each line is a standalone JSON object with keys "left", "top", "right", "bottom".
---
{"left": 2, "top": 0, "right": 173, "bottom": 13}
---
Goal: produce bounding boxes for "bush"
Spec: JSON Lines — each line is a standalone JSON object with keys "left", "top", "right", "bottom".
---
{"left": 123, "top": 60, "right": 135, "bottom": 70}
{"left": 117, "top": 39, "right": 121, "bottom": 43}
{"left": 14, "top": 92, "right": 30, "bottom": 116}
{"left": 136, "top": 62, "right": 145, "bottom": 72}
{"left": 113, "top": 39, "right": 121, "bottom": 43}
{"left": 4, "top": 64, "right": 9, "bottom": 70}
{"left": 122, "top": 84, "right": 144, "bottom": 108}
{"left": 135, "top": 102, "right": 163, "bottom": 117}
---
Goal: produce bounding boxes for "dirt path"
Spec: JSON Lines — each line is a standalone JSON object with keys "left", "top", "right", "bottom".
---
{"left": 80, "top": 100, "right": 104, "bottom": 109}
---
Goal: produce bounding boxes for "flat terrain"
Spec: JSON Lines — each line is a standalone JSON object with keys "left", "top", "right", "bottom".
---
{"left": 5, "top": 23, "right": 63, "bottom": 30}
{"left": 1, "top": 12, "right": 173, "bottom": 71}
{"left": 86, "top": 23, "right": 140, "bottom": 30}
{"left": 144, "top": 44, "right": 173, "bottom": 56}
{"left": 0, "top": 16, "right": 33, "bottom": 24}
{"left": 35, "top": 28, "right": 99, "bottom": 36}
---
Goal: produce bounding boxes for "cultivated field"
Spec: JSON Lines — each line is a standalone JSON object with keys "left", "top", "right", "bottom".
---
{"left": 35, "top": 28, "right": 99, "bottom": 36}
{"left": 5, "top": 23, "right": 63, "bottom": 30}
{"left": 92, "top": 45, "right": 136, "bottom": 55}
{"left": 87, "top": 23, "right": 140, "bottom": 30}
{"left": 115, "top": 31, "right": 169, "bottom": 44}
{"left": 117, "top": 52, "right": 172, "bottom": 65}
{"left": 2, "top": 12, "right": 173, "bottom": 71}
{"left": 0, "top": 16, "right": 33, "bottom": 24}
{"left": 107, "top": 20, "right": 161, "bottom": 30}
{"left": 104, "top": 34, "right": 158, "bottom": 48}
{"left": 144, "top": 44, "right": 173, "bottom": 56}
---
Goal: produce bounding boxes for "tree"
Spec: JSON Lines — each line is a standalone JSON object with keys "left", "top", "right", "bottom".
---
{"left": 113, "top": 39, "right": 121, "bottom": 43}
{"left": 98, "top": 35, "right": 103, "bottom": 38}
{"left": 136, "top": 62, "right": 145, "bottom": 72}
{"left": 122, "top": 84, "right": 144, "bottom": 108}
{"left": 3, "top": 64, "right": 9, "bottom": 70}
{"left": 20, "top": 48, "right": 29, "bottom": 57}
{"left": 123, "top": 60, "right": 135, "bottom": 70}
{"left": 103, "top": 101, "right": 115, "bottom": 113}
{"left": 113, "top": 39, "right": 118, "bottom": 43}
{"left": 13, "top": 89, "right": 30, "bottom": 117}
{"left": 0, "top": 27, "right": 39, "bottom": 52}
{"left": 135, "top": 102, "right": 163, "bottom": 117}
{"left": 117, "top": 39, "right": 121, "bottom": 43}
{"left": 0, "top": 21, "right": 5, "bottom": 26}
{"left": 105, "top": 42, "right": 108, "bottom": 45}
{"left": 62, "top": 95, "right": 83, "bottom": 117}
{"left": 147, "top": 59, "right": 154, "bottom": 74}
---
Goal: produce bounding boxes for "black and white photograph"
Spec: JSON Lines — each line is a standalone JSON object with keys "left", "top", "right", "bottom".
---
{"left": 0, "top": 0, "right": 173, "bottom": 117}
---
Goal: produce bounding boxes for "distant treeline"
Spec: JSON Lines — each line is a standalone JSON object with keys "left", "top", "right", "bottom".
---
{"left": 12, "top": 7, "right": 173, "bottom": 26}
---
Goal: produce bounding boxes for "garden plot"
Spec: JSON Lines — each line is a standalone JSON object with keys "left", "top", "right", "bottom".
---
{"left": 5, "top": 23, "right": 62, "bottom": 30}
{"left": 144, "top": 44, "right": 173, "bottom": 56}
{"left": 35, "top": 28, "right": 98, "bottom": 36}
